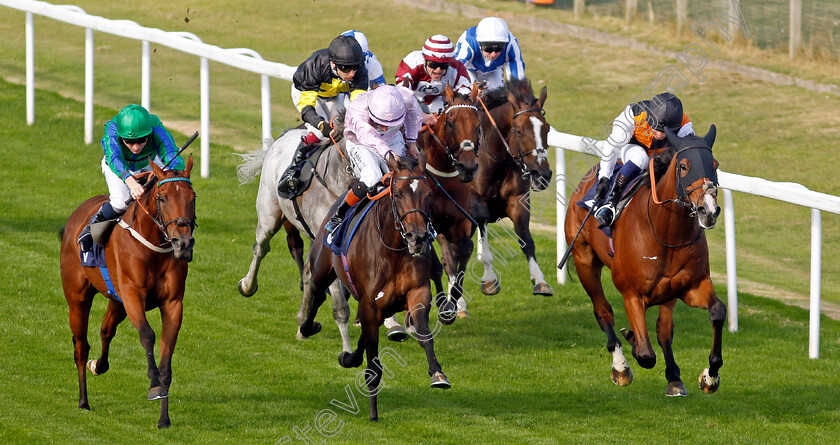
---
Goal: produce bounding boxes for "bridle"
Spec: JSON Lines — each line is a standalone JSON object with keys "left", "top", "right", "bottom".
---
{"left": 126, "top": 175, "right": 197, "bottom": 247}
{"left": 647, "top": 145, "right": 719, "bottom": 248}
{"left": 376, "top": 173, "right": 433, "bottom": 256}
{"left": 478, "top": 95, "right": 547, "bottom": 177}
{"left": 424, "top": 103, "right": 480, "bottom": 174}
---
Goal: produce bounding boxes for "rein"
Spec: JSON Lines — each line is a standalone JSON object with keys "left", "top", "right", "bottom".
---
{"left": 122, "top": 173, "right": 196, "bottom": 251}
{"left": 375, "top": 174, "right": 432, "bottom": 256}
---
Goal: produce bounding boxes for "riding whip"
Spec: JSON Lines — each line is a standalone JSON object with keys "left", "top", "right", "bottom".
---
{"left": 557, "top": 204, "right": 596, "bottom": 270}
{"left": 125, "top": 131, "right": 199, "bottom": 206}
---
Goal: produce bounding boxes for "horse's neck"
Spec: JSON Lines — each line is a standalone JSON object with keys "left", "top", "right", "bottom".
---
{"left": 127, "top": 194, "right": 164, "bottom": 243}
{"left": 325, "top": 144, "right": 355, "bottom": 190}
{"left": 373, "top": 195, "right": 403, "bottom": 245}
{"left": 423, "top": 125, "right": 453, "bottom": 172}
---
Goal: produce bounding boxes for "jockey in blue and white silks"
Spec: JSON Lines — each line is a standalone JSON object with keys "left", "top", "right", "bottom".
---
{"left": 454, "top": 17, "right": 525, "bottom": 91}
{"left": 341, "top": 29, "right": 387, "bottom": 89}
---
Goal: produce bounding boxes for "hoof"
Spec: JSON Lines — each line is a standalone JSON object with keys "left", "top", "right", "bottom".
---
{"left": 430, "top": 372, "right": 451, "bottom": 389}
{"left": 533, "top": 282, "right": 553, "bottom": 296}
{"left": 666, "top": 381, "right": 687, "bottom": 397}
{"left": 437, "top": 299, "right": 457, "bottom": 325}
{"left": 158, "top": 419, "right": 171, "bottom": 429}
{"left": 86, "top": 359, "right": 100, "bottom": 376}
{"left": 237, "top": 278, "right": 256, "bottom": 297}
{"left": 338, "top": 351, "right": 362, "bottom": 368}
{"left": 610, "top": 367, "right": 633, "bottom": 386}
{"left": 298, "top": 321, "right": 322, "bottom": 338}
{"left": 148, "top": 386, "right": 168, "bottom": 401}
{"left": 456, "top": 309, "right": 470, "bottom": 319}
{"left": 698, "top": 368, "right": 720, "bottom": 394}
{"left": 369, "top": 415, "right": 379, "bottom": 422}
{"left": 387, "top": 325, "right": 409, "bottom": 342}
{"left": 78, "top": 402, "right": 90, "bottom": 410}
{"left": 481, "top": 280, "right": 500, "bottom": 295}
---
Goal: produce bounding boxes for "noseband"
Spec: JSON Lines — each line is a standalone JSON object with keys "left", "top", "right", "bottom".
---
{"left": 427, "top": 103, "right": 480, "bottom": 170}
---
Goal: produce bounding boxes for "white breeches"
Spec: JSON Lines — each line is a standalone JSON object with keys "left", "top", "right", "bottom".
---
{"left": 346, "top": 133, "right": 405, "bottom": 188}
{"left": 101, "top": 157, "right": 163, "bottom": 212}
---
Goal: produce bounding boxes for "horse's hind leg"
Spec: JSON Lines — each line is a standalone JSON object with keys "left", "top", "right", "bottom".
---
{"left": 238, "top": 201, "right": 285, "bottom": 297}
{"left": 87, "top": 298, "right": 127, "bottom": 376}
{"left": 683, "top": 279, "right": 726, "bottom": 394}
{"left": 656, "top": 301, "right": 686, "bottom": 396}
{"left": 475, "top": 222, "right": 500, "bottom": 296}
{"left": 572, "top": 245, "right": 632, "bottom": 386}
{"left": 328, "top": 281, "right": 352, "bottom": 353}
{"left": 298, "top": 243, "right": 335, "bottom": 339}
{"left": 428, "top": 245, "right": 455, "bottom": 323}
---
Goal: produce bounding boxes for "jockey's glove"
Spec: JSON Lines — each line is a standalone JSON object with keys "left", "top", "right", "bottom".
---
{"left": 594, "top": 177, "right": 610, "bottom": 202}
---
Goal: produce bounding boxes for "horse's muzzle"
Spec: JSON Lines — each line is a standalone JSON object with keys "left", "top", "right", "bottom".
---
{"left": 696, "top": 194, "right": 719, "bottom": 230}
{"left": 404, "top": 231, "right": 431, "bottom": 257}
{"left": 171, "top": 235, "right": 195, "bottom": 262}
{"left": 456, "top": 163, "right": 478, "bottom": 183}
{"left": 529, "top": 170, "right": 551, "bottom": 191}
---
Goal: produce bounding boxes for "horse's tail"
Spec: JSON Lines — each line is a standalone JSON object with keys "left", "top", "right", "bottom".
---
{"left": 234, "top": 137, "right": 273, "bottom": 185}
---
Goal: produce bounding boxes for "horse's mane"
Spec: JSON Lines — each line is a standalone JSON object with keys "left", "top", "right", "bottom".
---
{"left": 398, "top": 155, "right": 419, "bottom": 171}
{"left": 481, "top": 77, "right": 536, "bottom": 110}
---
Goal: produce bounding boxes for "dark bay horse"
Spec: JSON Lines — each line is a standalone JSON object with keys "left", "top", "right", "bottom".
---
{"left": 470, "top": 77, "right": 553, "bottom": 300}
{"left": 418, "top": 83, "right": 482, "bottom": 318}
{"left": 565, "top": 126, "right": 725, "bottom": 396}
{"left": 59, "top": 155, "right": 196, "bottom": 428}
{"left": 299, "top": 154, "right": 448, "bottom": 421}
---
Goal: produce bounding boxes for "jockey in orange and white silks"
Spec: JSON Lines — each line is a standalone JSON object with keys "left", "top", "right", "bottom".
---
{"left": 324, "top": 85, "right": 423, "bottom": 234}
{"left": 454, "top": 17, "right": 525, "bottom": 91}
{"left": 395, "top": 34, "right": 472, "bottom": 126}
{"left": 341, "top": 30, "right": 387, "bottom": 90}
{"left": 593, "top": 92, "right": 694, "bottom": 226}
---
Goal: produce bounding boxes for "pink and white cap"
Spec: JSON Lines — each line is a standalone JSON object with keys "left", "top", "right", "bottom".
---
{"left": 368, "top": 85, "right": 406, "bottom": 127}
{"left": 421, "top": 35, "right": 455, "bottom": 63}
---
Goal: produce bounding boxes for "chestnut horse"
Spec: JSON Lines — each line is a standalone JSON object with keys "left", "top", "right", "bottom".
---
{"left": 418, "top": 83, "right": 481, "bottom": 318}
{"left": 565, "top": 126, "right": 725, "bottom": 396}
{"left": 299, "top": 154, "right": 448, "bottom": 421}
{"left": 469, "top": 77, "right": 553, "bottom": 305}
{"left": 59, "top": 156, "right": 196, "bottom": 428}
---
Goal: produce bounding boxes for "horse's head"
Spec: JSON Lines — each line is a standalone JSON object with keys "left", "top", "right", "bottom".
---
{"left": 664, "top": 125, "right": 720, "bottom": 229}
{"left": 435, "top": 83, "right": 481, "bottom": 183}
{"left": 386, "top": 152, "right": 433, "bottom": 257}
{"left": 150, "top": 155, "right": 196, "bottom": 261}
{"left": 505, "top": 78, "right": 551, "bottom": 191}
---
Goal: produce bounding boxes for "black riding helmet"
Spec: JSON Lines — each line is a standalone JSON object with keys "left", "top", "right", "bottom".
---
{"left": 647, "top": 92, "right": 683, "bottom": 132}
{"left": 328, "top": 35, "right": 365, "bottom": 66}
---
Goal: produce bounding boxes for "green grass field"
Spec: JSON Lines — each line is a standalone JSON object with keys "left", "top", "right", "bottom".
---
{"left": 1, "top": 1, "right": 839, "bottom": 443}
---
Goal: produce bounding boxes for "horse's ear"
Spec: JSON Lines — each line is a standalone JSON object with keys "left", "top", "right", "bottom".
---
{"left": 704, "top": 124, "right": 717, "bottom": 148}
{"left": 386, "top": 151, "right": 400, "bottom": 171}
{"left": 184, "top": 154, "right": 193, "bottom": 177}
{"left": 150, "top": 156, "right": 164, "bottom": 179}
{"left": 664, "top": 126, "right": 681, "bottom": 148}
{"left": 537, "top": 85, "right": 547, "bottom": 108}
{"left": 445, "top": 83, "right": 455, "bottom": 103}
{"left": 470, "top": 82, "right": 480, "bottom": 102}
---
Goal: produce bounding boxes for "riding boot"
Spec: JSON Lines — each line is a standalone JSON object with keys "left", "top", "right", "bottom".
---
{"left": 78, "top": 202, "right": 119, "bottom": 251}
{"left": 277, "top": 134, "right": 319, "bottom": 197}
{"left": 325, "top": 183, "right": 367, "bottom": 234}
{"left": 594, "top": 172, "right": 632, "bottom": 226}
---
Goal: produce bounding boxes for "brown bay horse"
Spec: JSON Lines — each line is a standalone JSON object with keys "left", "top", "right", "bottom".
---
{"left": 469, "top": 77, "right": 553, "bottom": 301}
{"left": 418, "top": 83, "right": 482, "bottom": 319}
{"left": 564, "top": 126, "right": 725, "bottom": 396}
{"left": 59, "top": 156, "right": 196, "bottom": 428}
{"left": 299, "top": 154, "right": 448, "bottom": 421}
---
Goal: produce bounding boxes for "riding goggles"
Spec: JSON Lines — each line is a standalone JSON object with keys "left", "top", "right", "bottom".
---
{"left": 426, "top": 61, "right": 449, "bottom": 71}
{"left": 122, "top": 136, "right": 148, "bottom": 145}
{"left": 480, "top": 43, "right": 505, "bottom": 54}
{"left": 335, "top": 63, "right": 360, "bottom": 73}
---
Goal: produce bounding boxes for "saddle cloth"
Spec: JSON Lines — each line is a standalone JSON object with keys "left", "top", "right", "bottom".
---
{"left": 79, "top": 242, "right": 123, "bottom": 303}
{"left": 324, "top": 197, "right": 376, "bottom": 256}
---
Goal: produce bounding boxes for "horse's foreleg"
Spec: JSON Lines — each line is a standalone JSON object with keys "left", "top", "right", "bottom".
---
{"left": 122, "top": 296, "right": 164, "bottom": 401}
{"left": 88, "top": 298, "right": 127, "bottom": 376}
{"left": 475, "top": 223, "right": 500, "bottom": 296}
{"left": 405, "top": 288, "right": 450, "bottom": 390}
{"left": 656, "top": 301, "right": 686, "bottom": 396}
{"left": 683, "top": 280, "right": 725, "bottom": 394}
{"left": 507, "top": 199, "right": 551, "bottom": 296}
{"left": 573, "top": 246, "right": 632, "bottom": 386}
{"left": 284, "top": 221, "right": 306, "bottom": 291}
{"left": 622, "top": 293, "right": 656, "bottom": 369}
{"left": 238, "top": 202, "right": 285, "bottom": 297}
{"left": 156, "top": 299, "right": 184, "bottom": 429}
{"left": 68, "top": 296, "right": 94, "bottom": 410}
{"left": 328, "top": 281, "right": 352, "bottom": 353}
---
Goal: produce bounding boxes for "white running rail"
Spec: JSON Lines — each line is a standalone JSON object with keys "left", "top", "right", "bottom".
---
{"left": 551, "top": 130, "right": 840, "bottom": 359}
{"left": 1, "top": 0, "right": 297, "bottom": 178}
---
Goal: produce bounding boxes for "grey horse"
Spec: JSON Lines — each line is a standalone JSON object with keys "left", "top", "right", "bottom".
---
{"left": 236, "top": 129, "right": 406, "bottom": 353}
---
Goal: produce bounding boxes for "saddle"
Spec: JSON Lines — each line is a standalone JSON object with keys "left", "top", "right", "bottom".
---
{"left": 278, "top": 117, "right": 347, "bottom": 199}
{"left": 577, "top": 164, "right": 647, "bottom": 236}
